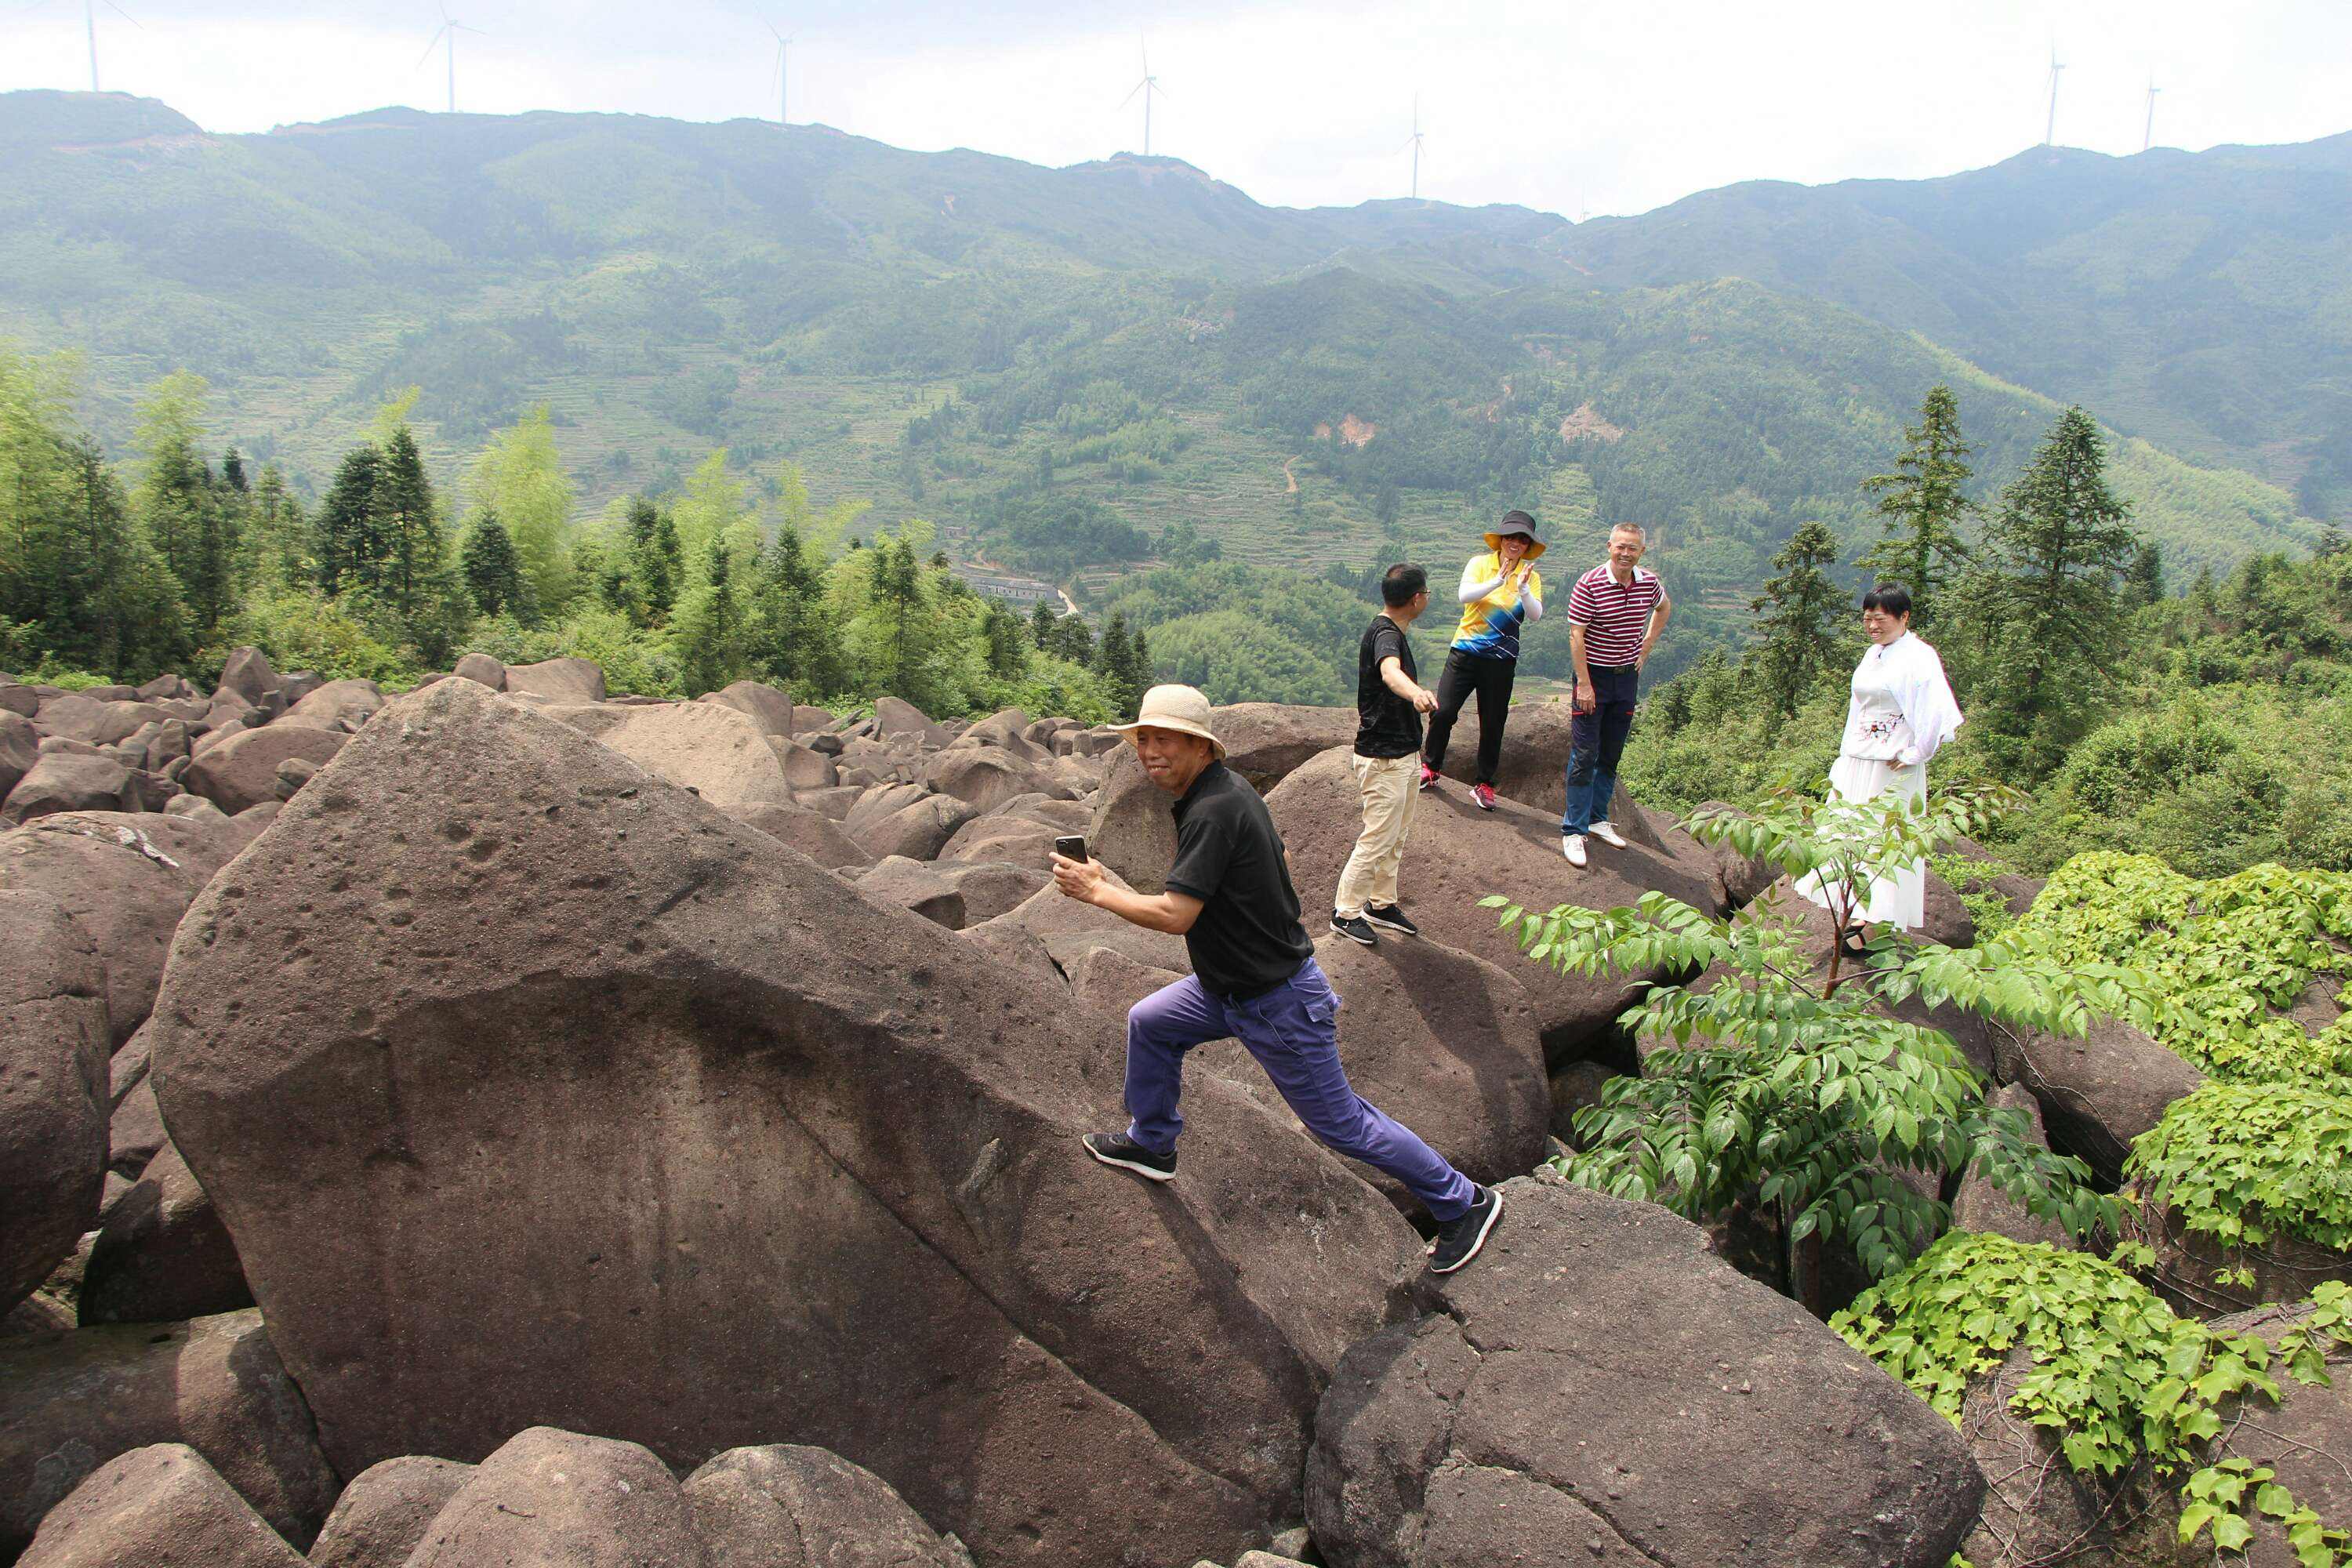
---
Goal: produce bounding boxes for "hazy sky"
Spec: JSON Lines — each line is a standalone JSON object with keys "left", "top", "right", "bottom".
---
{"left": 6, "top": 0, "right": 2348, "bottom": 217}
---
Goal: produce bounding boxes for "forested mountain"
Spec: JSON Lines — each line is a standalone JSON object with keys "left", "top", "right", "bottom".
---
{"left": 1553, "top": 136, "right": 2352, "bottom": 517}
{"left": 0, "top": 87, "right": 2339, "bottom": 691}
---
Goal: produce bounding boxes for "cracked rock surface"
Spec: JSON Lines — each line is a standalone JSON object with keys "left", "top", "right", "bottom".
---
{"left": 1305, "top": 1178, "right": 1984, "bottom": 1568}
{"left": 148, "top": 677, "right": 1423, "bottom": 1568}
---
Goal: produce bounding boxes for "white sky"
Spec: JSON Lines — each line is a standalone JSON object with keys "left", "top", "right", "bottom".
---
{"left": 5, "top": 0, "right": 2347, "bottom": 217}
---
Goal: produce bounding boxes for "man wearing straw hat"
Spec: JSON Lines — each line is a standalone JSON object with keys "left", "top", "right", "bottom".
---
{"left": 1051, "top": 684, "right": 1504, "bottom": 1274}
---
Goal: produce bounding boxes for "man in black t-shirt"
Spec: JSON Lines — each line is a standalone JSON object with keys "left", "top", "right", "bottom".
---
{"left": 1051, "top": 684, "right": 1504, "bottom": 1276}
{"left": 1333, "top": 564, "right": 1439, "bottom": 947}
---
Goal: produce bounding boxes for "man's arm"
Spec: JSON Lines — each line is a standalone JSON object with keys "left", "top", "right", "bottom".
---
{"left": 1380, "top": 654, "right": 1439, "bottom": 713}
{"left": 1639, "top": 593, "right": 1671, "bottom": 667}
{"left": 1053, "top": 856, "right": 1204, "bottom": 934}
{"left": 1569, "top": 623, "right": 1595, "bottom": 711}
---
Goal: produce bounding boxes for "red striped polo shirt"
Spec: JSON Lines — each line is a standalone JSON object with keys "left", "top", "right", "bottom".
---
{"left": 1566, "top": 564, "right": 1664, "bottom": 666}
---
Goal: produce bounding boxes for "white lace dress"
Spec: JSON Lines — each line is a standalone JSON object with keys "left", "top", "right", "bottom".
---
{"left": 1797, "top": 633, "right": 1963, "bottom": 930}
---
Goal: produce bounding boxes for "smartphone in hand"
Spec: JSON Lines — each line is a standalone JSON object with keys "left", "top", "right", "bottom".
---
{"left": 1053, "top": 835, "right": 1090, "bottom": 862}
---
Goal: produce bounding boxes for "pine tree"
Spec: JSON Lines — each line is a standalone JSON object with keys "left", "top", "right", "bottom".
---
{"left": 131, "top": 372, "right": 229, "bottom": 629}
{"left": 1127, "top": 626, "right": 1152, "bottom": 712}
{"left": 1054, "top": 613, "right": 1094, "bottom": 666}
{"left": 1748, "top": 521, "right": 1848, "bottom": 718}
{"left": 868, "top": 536, "right": 925, "bottom": 697}
{"left": 679, "top": 537, "right": 744, "bottom": 695}
{"left": 1857, "top": 385, "right": 1973, "bottom": 624}
{"left": 376, "top": 426, "right": 445, "bottom": 616}
{"left": 1030, "top": 601, "right": 1058, "bottom": 648}
{"left": 1971, "top": 407, "right": 2143, "bottom": 748}
{"left": 460, "top": 511, "right": 526, "bottom": 618}
{"left": 751, "top": 521, "right": 842, "bottom": 694}
{"left": 220, "top": 445, "right": 249, "bottom": 493}
{"left": 64, "top": 436, "right": 186, "bottom": 677}
{"left": 314, "top": 445, "right": 383, "bottom": 596}
{"left": 982, "top": 600, "right": 1028, "bottom": 680}
{"left": 2121, "top": 539, "right": 2165, "bottom": 611}
{"left": 247, "top": 463, "right": 310, "bottom": 590}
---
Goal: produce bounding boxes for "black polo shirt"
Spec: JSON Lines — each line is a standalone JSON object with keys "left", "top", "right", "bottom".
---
{"left": 1164, "top": 760, "right": 1314, "bottom": 999}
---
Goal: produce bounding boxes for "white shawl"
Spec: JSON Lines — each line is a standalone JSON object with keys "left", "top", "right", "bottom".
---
{"left": 1881, "top": 633, "right": 1963, "bottom": 766}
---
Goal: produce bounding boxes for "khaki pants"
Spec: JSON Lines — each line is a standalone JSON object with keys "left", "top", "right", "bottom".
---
{"left": 1335, "top": 752, "right": 1419, "bottom": 919}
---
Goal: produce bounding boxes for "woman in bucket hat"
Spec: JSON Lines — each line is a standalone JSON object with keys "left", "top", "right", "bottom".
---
{"left": 1420, "top": 510, "right": 1546, "bottom": 810}
{"left": 1051, "top": 684, "right": 1504, "bottom": 1275}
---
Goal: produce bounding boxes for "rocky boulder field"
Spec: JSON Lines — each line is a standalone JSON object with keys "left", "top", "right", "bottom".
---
{"left": 0, "top": 649, "right": 2288, "bottom": 1565}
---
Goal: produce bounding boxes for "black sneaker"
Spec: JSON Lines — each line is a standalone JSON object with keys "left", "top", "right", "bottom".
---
{"left": 1363, "top": 904, "right": 1419, "bottom": 936}
{"left": 1329, "top": 913, "right": 1380, "bottom": 946}
{"left": 1427, "top": 1185, "right": 1504, "bottom": 1274}
{"left": 1083, "top": 1131, "right": 1177, "bottom": 1182}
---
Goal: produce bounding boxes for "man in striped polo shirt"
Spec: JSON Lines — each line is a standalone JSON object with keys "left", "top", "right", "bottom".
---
{"left": 1560, "top": 522, "right": 1671, "bottom": 867}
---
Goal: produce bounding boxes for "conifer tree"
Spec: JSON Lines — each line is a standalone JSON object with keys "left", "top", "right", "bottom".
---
{"left": 1127, "top": 626, "right": 1152, "bottom": 712}
{"left": 678, "top": 537, "right": 744, "bottom": 695}
{"left": 1971, "top": 407, "right": 2142, "bottom": 749}
{"left": 460, "top": 511, "right": 526, "bottom": 618}
{"left": 751, "top": 521, "right": 842, "bottom": 694}
{"left": 132, "top": 372, "right": 230, "bottom": 629}
{"left": 1857, "top": 385, "right": 1973, "bottom": 624}
{"left": 1054, "top": 613, "right": 1094, "bottom": 666}
{"left": 247, "top": 463, "right": 310, "bottom": 590}
{"left": 376, "top": 426, "right": 445, "bottom": 616}
{"left": 982, "top": 600, "right": 1028, "bottom": 680}
{"left": 314, "top": 444, "right": 385, "bottom": 597}
{"left": 1749, "top": 521, "right": 1847, "bottom": 718}
{"left": 1095, "top": 612, "right": 1134, "bottom": 706}
{"left": 2121, "top": 539, "right": 2165, "bottom": 611}
{"left": 1030, "top": 601, "right": 1057, "bottom": 648}
{"left": 866, "top": 535, "right": 926, "bottom": 698}
{"left": 221, "top": 445, "right": 249, "bottom": 493}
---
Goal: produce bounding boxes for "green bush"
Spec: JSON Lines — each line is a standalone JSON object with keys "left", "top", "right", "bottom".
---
{"left": 197, "top": 590, "right": 421, "bottom": 688}
{"left": 2127, "top": 1082, "right": 2352, "bottom": 1254}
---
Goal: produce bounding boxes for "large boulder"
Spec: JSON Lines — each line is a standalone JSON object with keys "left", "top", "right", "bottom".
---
{"left": 79, "top": 1142, "right": 252, "bottom": 1325}
{"left": 183, "top": 725, "right": 350, "bottom": 815}
{"left": 870, "top": 694, "right": 938, "bottom": 744}
{"left": 1306, "top": 1178, "right": 1985, "bottom": 1568}
{"left": 920, "top": 745, "right": 1051, "bottom": 815}
{"left": 684, "top": 1443, "right": 974, "bottom": 1568}
{"left": 953, "top": 708, "right": 1047, "bottom": 763}
{"left": 701, "top": 678, "right": 796, "bottom": 739}
{"left": 1991, "top": 1018, "right": 2204, "bottom": 1186}
{"left": 146, "top": 678, "right": 1424, "bottom": 1567}
{"left": 1087, "top": 706, "right": 1355, "bottom": 892}
{"left": 1267, "top": 748, "right": 1725, "bottom": 1065}
{"left": 0, "top": 811, "right": 251, "bottom": 1047}
{"left": 307, "top": 1455, "right": 474, "bottom": 1568}
{"left": 398, "top": 1427, "right": 703, "bottom": 1568}
{"left": 450, "top": 652, "right": 508, "bottom": 691}
{"left": 1950, "top": 1084, "right": 2077, "bottom": 1251}
{"left": 848, "top": 789, "right": 979, "bottom": 862}
{"left": 967, "top": 871, "right": 1195, "bottom": 975}
{"left": 31, "top": 695, "right": 167, "bottom": 749}
{"left": 546, "top": 699, "right": 794, "bottom": 817}
{"left": 0, "top": 891, "right": 109, "bottom": 1311}
{"left": 0, "top": 1309, "right": 337, "bottom": 1555}
{"left": 1689, "top": 800, "right": 1778, "bottom": 907}
{"left": 0, "top": 710, "right": 35, "bottom": 800}
{"left": 501, "top": 656, "right": 605, "bottom": 703}
{"left": 277, "top": 677, "right": 385, "bottom": 733}
{"left": 728, "top": 800, "right": 874, "bottom": 871}
{"left": 936, "top": 811, "right": 1061, "bottom": 869}
{"left": 3, "top": 751, "right": 141, "bottom": 822}
{"left": 214, "top": 648, "right": 283, "bottom": 711}
{"left": 16, "top": 1443, "right": 306, "bottom": 1568}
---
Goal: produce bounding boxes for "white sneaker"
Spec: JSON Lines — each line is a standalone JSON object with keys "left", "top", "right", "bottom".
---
{"left": 1588, "top": 820, "right": 1628, "bottom": 849}
{"left": 1561, "top": 834, "right": 1588, "bottom": 867}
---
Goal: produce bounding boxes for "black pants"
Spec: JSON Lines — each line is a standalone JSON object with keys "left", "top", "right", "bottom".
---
{"left": 1561, "top": 663, "right": 1639, "bottom": 834}
{"left": 1421, "top": 649, "right": 1517, "bottom": 785}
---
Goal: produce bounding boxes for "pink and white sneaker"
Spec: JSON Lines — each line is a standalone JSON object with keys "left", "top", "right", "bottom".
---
{"left": 1418, "top": 762, "right": 1440, "bottom": 791}
{"left": 1471, "top": 783, "right": 1497, "bottom": 811}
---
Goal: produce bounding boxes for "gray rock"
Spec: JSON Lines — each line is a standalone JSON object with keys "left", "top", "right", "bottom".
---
{"left": 0, "top": 1310, "right": 337, "bottom": 1555}
{"left": 0, "top": 710, "right": 40, "bottom": 800}
{"left": 1991, "top": 1018, "right": 2203, "bottom": 1185}
{"left": 1087, "top": 705, "right": 1353, "bottom": 891}
{"left": 79, "top": 1143, "right": 252, "bottom": 1326}
{"left": 450, "top": 652, "right": 508, "bottom": 691}
{"left": 0, "top": 890, "right": 109, "bottom": 1310}
{"left": 17, "top": 1443, "right": 306, "bottom": 1568}
{"left": 848, "top": 790, "right": 979, "bottom": 862}
{"left": 277, "top": 678, "right": 385, "bottom": 733}
{"left": 684, "top": 1443, "right": 971, "bottom": 1567}
{"left": 4, "top": 752, "right": 140, "bottom": 823}
{"left": 307, "top": 1455, "right": 474, "bottom": 1568}
{"left": 33, "top": 695, "right": 169, "bottom": 749}
{"left": 108, "top": 1079, "right": 166, "bottom": 1178}
{"left": 1306, "top": 1178, "right": 1984, "bottom": 1568}
{"left": 726, "top": 800, "right": 874, "bottom": 871}
{"left": 701, "top": 679, "right": 795, "bottom": 739}
{"left": 920, "top": 746, "right": 1047, "bottom": 815}
{"left": 501, "top": 656, "right": 606, "bottom": 703}
{"left": 395, "top": 1428, "right": 704, "bottom": 1568}
{"left": 183, "top": 725, "right": 350, "bottom": 815}
{"left": 215, "top": 648, "right": 283, "bottom": 710}
{"left": 1950, "top": 1084, "right": 2076, "bottom": 1250}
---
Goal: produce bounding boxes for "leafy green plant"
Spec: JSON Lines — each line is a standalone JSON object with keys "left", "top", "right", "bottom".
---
{"left": 1836, "top": 1233, "right": 2352, "bottom": 1566}
{"left": 2012, "top": 852, "right": 2352, "bottom": 1083}
{"left": 1486, "top": 782, "right": 2125, "bottom": 1294}
{"left": 2128, "top": 1082, "right": 2352, "bottom": 1254}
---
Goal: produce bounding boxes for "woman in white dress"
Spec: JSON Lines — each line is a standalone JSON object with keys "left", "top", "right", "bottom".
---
{"left": 1798, "top": 583, "right": 1964, "bottom": 951}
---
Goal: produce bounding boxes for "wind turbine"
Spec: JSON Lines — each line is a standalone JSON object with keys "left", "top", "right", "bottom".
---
{"left": 417, "top": 5, "right": 484, "bottom": 115}
{"left": 38, "top": 0, "right": 140, "bottom": 93}
{"left": 1120, "top": 42, "right": 1165, "bottom": 157}
{"left": 2143, "top": 77, "right": 2161, "bottom": 151}
{"left": 1400, "top": 96, "right": 1425, "bottom": 199}
{"left": 2042, "top": 45, "right": 2065, "bottom": 146}
{"left": 767, "top": 22, "right": 791, "bottom": 125}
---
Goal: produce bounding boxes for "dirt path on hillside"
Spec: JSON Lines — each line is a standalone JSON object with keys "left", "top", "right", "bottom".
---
{"left": 1283, "top": 456, "right": 1298, "bottom": 494}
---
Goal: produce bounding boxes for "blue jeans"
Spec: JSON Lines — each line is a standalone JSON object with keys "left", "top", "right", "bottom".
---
{"left": 1123, "top": 958, "right": 1476, "bottom": 1221}
{"left": 1560, "top": 663, "right": 1639, "bottom": 835}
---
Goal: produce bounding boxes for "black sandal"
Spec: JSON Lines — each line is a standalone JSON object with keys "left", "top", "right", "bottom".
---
{"left": 1835, "top": 925, "right": 1873, "bottom": 960}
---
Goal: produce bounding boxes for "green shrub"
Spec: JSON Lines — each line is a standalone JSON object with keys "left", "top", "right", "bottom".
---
{"left": 2127, "top": 1082, "right": 2352, "bottom": 1254}
{"left": 2012, "top": 852, "right": 2352, "bottom": 1083}
{"left": 197, "top": 591, "right": 420, "bottom": 688}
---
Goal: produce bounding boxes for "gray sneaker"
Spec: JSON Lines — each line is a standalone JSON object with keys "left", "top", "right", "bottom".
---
{"left": 1330, "top": 913, "right": 1380, "bottom": 946}
{"left": 1428, "top": 1185, "right": 1504, "bottom": 1273}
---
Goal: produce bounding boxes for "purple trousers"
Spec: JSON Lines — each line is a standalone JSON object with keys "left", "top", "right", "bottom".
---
{"left": 1123, "top": 958, "right": 1476, "bottom": 1221}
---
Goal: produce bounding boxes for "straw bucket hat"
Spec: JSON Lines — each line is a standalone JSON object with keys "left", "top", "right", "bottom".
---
{"left": 1111, "top": 684, "right": 1227, "bottom": 758}
{"left": 1483, "top": 509, "right": 1546, "bottom": 560}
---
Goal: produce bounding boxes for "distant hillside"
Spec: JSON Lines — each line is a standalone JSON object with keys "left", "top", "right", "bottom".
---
{"left": 0, "top": 89, "right": 2334, "bottom": 683}
{"left": 1553, "top": 137, "right": 2352, "bottom": 517}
